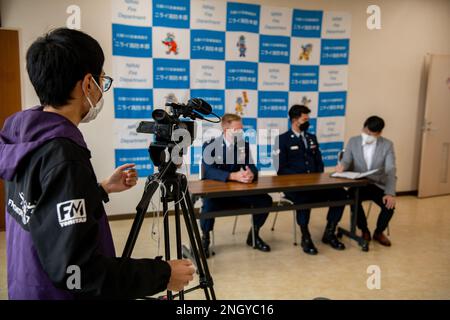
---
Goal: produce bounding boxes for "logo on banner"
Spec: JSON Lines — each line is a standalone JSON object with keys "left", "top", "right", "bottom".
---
{"left": 299, "top": 44, "right": 313, "bottom": 61}
{"left": 258, "top": 91, "right": 288, "bottom": 118}
{"left": 165, "top": 92, "right": 178, "bottom": 104}
{"left": 290, "top": 65, "right": 319, "bottom": 92}
{"left": 226, "top": 2, "right": 261, "bottom": 33}
{"left": 237, "top": 35, "right": 247, "bottom": 57}
{"left": 112, "top": 24, "right": 152, "bottom": 58}
{"left": 164, "top": 92, "right": 179, "bottom": 112}
{"left": 292, "top": 9, "right": 323, "bottom": 38}
{"left": 301, "top": 96, "right": 312, "bottom": 106}
{"left": 226, "top": 61, "right": 258, "bottom": 90}
{"left": 162, "top": 32, "right": 179, "bottom": 55}
{"left": 235, "top": 91, "right": 249, "bottom": 116}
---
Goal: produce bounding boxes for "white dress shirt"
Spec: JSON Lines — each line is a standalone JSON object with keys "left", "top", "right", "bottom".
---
{"left": 224, "top": 135, "right": 232, "bottom": 148}
{"left": 362, "top": 140, "right": 377, "bottom": 170}
{"left": 292, "top": 130, "right": 307, "bottom": 148}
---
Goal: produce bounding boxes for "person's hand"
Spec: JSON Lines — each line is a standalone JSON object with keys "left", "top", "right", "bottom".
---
{"left": 229, "top": 171, "right": 243, "bottom": 183}
{"left": 241, "top": 166, "right": 254, "bottom": 183}
{"left": 335, "top": 164, "right": 345, "bottom": 173}
{"left": 229, "top": 168, "right": 253, "bottom": 184}
{"left": 167, "top": 259, "right": 195, "bottom": 292}
{"left": 101, "top": 163, "right": 138, "bottom": 194}
{"left": 383, "top": 195, "right": 396, "bottom": 210}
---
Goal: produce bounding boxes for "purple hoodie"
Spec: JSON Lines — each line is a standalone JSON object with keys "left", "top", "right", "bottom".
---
{"left": 0, "top": 106, "right": 115, "bottom": 299}
{"left": 0, "top": 106, "right": 88, "bottom": 180}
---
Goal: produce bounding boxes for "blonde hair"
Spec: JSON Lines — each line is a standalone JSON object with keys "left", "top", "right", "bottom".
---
{"left": 221, "top": 113, "right": 242, "bottom": 127}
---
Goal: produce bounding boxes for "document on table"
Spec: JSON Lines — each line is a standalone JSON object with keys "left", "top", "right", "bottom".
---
{"left": 331, "top": 168, "right": 379, "bottom": 180}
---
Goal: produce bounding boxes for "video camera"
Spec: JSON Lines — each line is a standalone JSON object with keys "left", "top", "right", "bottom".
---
{"left": 136, "top": 98, "right": 220, "bottom": 167}
{"left": 124, "top": 100, "right": 218, "bottom": 301}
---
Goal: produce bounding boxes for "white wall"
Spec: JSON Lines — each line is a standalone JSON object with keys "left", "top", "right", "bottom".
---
{"left": 1, "top": 0, "right": 449, "bottom": 215}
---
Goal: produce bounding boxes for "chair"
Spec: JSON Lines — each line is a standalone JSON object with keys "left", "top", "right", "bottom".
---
{"left": 232, "top": 194, "right": 299, "bottom": 245}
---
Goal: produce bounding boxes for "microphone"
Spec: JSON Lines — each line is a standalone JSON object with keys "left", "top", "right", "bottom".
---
{"left": 187, "top": 98, "right": 212, "bottom": 116}
{"left": 165, "top": 98, "right": 220, "bottom": 123}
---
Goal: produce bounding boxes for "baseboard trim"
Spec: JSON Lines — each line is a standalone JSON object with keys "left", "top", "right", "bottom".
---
{"left": 397, "top": 190, "right": 418, "bottom": 197}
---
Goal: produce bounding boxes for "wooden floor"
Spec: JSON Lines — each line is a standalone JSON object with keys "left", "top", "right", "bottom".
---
{"left": 1, "top": 195, "right": 450, "bottom": 300}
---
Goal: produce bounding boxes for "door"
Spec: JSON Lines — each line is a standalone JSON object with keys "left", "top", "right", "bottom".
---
{"left": 418, "top": 54, "right": 450, "bottom": 198}
{"left": 0, "top": 29, "right": 22, "bottom": 231}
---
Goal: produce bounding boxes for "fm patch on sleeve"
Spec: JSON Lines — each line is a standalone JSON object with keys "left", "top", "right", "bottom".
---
{"left": 57, "top": 199, "right": 87, "bottom": 227}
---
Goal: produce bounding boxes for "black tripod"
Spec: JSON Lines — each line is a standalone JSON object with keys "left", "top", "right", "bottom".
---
{"left": 121, "top": 157, "right": 216, "bottom": 300}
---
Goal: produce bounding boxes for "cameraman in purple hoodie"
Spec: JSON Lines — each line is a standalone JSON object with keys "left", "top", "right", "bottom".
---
{"left": 0, "top": 28, "right": 195, "bottom": 299}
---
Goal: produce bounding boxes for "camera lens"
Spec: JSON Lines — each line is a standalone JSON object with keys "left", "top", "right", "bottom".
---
{"left": 152, "top": 109, "right": 170, "bottom": 123}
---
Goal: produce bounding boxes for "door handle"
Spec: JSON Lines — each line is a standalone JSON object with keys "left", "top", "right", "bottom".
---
{"left": 422, "top": 120, "right": 439, "bottom": 132}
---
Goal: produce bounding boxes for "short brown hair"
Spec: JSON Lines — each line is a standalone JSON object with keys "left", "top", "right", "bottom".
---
{"left": 221, "top": 113, "right": 242, "bottom": 126}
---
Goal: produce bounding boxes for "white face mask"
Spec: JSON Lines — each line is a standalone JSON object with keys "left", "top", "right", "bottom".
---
{"left": 362, "top": 132, "right": 377, "bottom": 144}
{"left": 227, "top": 129, "right": 244, "bottom": 144}
{"left": 81, "top": 77, "right": 104, "bottom": 123}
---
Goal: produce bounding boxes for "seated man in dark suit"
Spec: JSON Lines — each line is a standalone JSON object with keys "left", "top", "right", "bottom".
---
{"left": 274, "top": 105, "right": 347, "bottom": 255}
{"left": 200, "top": 113, "right": 272, "bottom": 257}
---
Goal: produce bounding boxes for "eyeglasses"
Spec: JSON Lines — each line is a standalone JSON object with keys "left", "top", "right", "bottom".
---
{"left": 94, "top": 75, "right": 114, "bottom": 92}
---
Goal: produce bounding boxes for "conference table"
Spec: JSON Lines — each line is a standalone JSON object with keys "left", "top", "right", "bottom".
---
{"left": 188, "top": 173, "right": 371, "bottom": 251}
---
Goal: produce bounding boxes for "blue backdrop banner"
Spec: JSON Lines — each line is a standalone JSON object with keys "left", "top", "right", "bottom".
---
{"left": 112, "top": 0, "right": 351, "bottom": 176}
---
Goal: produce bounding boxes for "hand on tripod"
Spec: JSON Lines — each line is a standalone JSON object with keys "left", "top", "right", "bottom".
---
{"left": 167, "top": 259, "right": 196, "bottom": 292}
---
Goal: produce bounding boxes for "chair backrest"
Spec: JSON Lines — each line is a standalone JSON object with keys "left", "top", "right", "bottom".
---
{"left": 337, "top": 149, "right": 345, "bottom": 163}
{"left": 199, "top": 157, "right": 204, "bottom": 180}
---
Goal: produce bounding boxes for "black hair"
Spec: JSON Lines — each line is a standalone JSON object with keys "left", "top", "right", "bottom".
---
{"left": 289, "top": 105, "right": 311, "bottom": 121}
{"left": 26, "top": 28, "right": 104, "bottom": 107}
{"left": 364, "top": 116, "right": 385, "bottom": 133}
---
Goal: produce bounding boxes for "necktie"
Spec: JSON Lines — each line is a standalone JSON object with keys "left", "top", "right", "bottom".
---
{"left": 301, "top": 134, "right": 308, "bottom": 149}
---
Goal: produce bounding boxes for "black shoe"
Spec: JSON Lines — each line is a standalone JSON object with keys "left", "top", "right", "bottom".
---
{"left": 301, "top": 236, "right": 318, "bottom": 255}
{"left": 246, "top": 229, "right": 271, "bottom": 252}
{"left": 201, "top": 234, "right": 210, "bottom": 258}
{"left": 322, "top": 222, "right": 345, "bottom": 250}
{"left": 299, "top": 224, "right": 318, "bottom": 255}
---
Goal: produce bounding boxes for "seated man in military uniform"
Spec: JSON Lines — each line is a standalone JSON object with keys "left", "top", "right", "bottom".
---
{"left": 274, "top": 105, "right": 347, "bottom": 255}
{"left": 200, "top": 113, "right": 272, "bottom": 257}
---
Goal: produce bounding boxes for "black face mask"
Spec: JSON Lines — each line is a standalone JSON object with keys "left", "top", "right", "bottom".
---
{"left": 299, "top": 121, "right": 310, "bottom": 132}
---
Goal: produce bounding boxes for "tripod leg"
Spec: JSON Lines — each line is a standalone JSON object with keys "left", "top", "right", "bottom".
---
{"left": 122, "top": 178, "right": 160, "bottom": 258}
{"left": 122, "top": 207, "right": 146, "bottom": 258}
{"left": 162, "top": 195, "right": 173, "bottom": 300}
{"left": 179, "top": 198, "right": 213, "bottom": 300}
{"left": 180, "top": 178, "right": 216, "bottom": 300}
{"left": 174, "top": 195, "right": 185, "bottom": 300}
{"left": 252, "top": 216, "right": 256, "bottom": 247}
